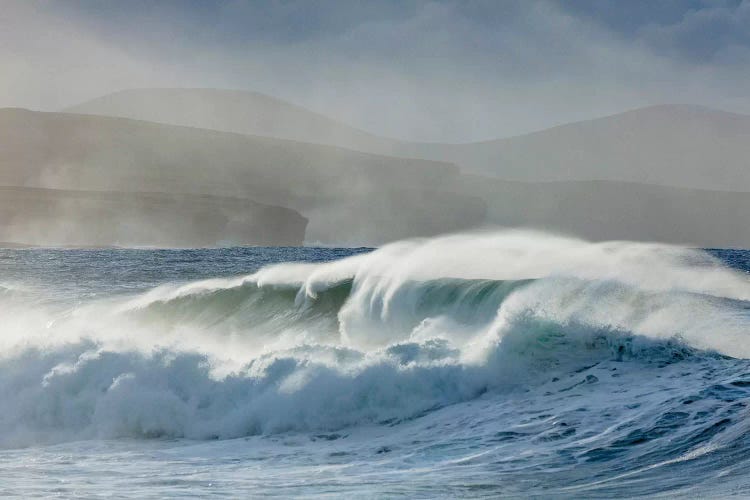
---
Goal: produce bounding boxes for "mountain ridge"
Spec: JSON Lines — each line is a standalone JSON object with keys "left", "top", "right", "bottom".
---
{"left": 7, "top": 98, "right": 750, "bottom": 247}
{"left": 65, "top": 87, "right": 407, "bottom": 154}
{"left": 67, "top": 89, "right": 750, "bottom": 191}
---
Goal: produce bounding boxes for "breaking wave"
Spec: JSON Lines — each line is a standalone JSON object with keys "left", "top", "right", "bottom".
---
{"left": 2, "top": 230, "right": 750, "bottom": 450}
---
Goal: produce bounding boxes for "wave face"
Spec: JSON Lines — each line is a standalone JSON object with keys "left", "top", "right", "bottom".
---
{"left": 3, "top": 231, "right": 750, "bottom": 496}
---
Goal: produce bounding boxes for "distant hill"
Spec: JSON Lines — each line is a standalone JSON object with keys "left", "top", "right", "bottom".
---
{"left": 69, "top": 91, "right": 750, "bottom": 192}
{"left": 0, "top": 108, "right": 484, "bottom": 246}
{"left": 7, "top": 104, "right": 750, "bottom": 247}
{"left": 406, "top": 104, "right": 750, "bottom": 191}
{"left": 65, "top": 88, "right": 403, "bottom": 155}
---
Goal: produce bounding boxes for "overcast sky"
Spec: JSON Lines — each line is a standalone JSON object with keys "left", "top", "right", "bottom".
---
{"left": 3, "top": 0, "right": 750, "bottom": 141}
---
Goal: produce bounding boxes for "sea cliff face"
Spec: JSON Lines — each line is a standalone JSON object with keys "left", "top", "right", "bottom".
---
{"left": 0, "top": 186, "right": 307, "bottom": 247}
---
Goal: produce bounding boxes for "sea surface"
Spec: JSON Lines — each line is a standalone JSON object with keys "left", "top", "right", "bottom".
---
{"left": 2, "top": 230, "right": 750, "bottom": 498}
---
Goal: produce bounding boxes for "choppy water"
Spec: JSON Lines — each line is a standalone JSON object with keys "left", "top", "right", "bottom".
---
{"left": 2, "top": 231, "right": 750, "bottom": 498}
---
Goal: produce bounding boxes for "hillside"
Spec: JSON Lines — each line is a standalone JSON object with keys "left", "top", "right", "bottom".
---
{"left": 7, "top": 103, "right": 750, "bottom": 247}
{"left": 409, "top": 105, "right": 750, "bottom": 191}
{"left": 69, "top": 92, "right": 750, "bottom": 192}
{"left": 66, "top": 88, "right": 403, "bottom": 155}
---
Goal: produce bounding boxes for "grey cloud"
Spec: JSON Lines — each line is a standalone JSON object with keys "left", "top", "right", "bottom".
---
{"left": 637, "top": 0, "right": 750, "bottom": 63}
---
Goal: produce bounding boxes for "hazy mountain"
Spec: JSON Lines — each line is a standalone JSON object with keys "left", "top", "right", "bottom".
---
{"left": 69, "top": 91, "right": 750, "bottom": 192}
{"left": 66, "top": 88, "right": 403, "bottom": 155}
{"left": 409, "top": 104, "right": 750, "bottom": 191}
{"left": 7, "top": 102, "right": 750, "bottom": 247}
{"left": 0, "top": 108, "right": 484, "bottom": 246}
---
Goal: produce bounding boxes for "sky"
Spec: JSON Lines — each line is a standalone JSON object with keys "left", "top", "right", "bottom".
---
{"left": 3, "top": 0, "right": 750, "bottom": 141}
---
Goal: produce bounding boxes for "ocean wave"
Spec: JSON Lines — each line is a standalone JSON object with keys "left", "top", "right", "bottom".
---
{"left": 2, "top": 230, "right": 750, "bottom": 448}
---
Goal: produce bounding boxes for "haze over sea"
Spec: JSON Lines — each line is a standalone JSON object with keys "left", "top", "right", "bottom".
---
{"left": 3, "top": 231, "right": 750, "bottom": 497}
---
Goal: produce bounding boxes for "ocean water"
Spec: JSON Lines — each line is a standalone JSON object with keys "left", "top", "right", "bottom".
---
{"left": 2, "top": 230, "right": 750, "bottom": 498}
